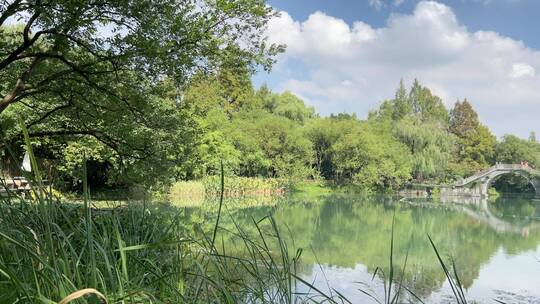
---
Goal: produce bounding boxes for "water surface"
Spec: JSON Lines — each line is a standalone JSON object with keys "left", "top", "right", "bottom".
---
{"left": 184, "top": 194, "right": 540, "bottom": 303}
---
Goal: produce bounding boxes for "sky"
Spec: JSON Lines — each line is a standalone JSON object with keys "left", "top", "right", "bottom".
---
{"left": 254, "top": 0, "right": 540, "bottom": 138}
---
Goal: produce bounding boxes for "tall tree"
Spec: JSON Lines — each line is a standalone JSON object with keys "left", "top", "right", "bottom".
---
{"left": 449, "top": 99, "right": 479, "bottom": 138}
{"left": 264, "top": 91, "right": 316, "bottom": 123}
{"left": 0, "top": 0, "right": 281, "bottom": 114}
{"left": 408, "top": 79, "right": 448, "bottom": 124}
{"left": 529, "top": 131, "right": 537, "bottom": 143}
{"left": 332, "top": 120, "right": 411, "bottom": 189}
{"left": 448, "top": 100, "right": 496, "bottom": 176}
{"left": 0, "top": 0, "right": 282, "bottom": 184}
{"left": 394, "top": 116, "right": 454, "bottom": 181}
{"left": 392, "top": 79, "right": 410, "bottom": 121}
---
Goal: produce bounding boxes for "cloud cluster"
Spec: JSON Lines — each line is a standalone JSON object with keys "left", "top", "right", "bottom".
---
{"left": 265, "top": 1, "right": 540, "bottom": 137}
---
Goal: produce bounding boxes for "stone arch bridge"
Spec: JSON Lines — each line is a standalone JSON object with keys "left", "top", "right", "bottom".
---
{"left": 441, "top": 164, "right": 540, "bottom": 198}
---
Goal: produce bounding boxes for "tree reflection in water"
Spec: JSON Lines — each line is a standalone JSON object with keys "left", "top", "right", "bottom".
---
{"left": 181, "top": 194, "right": 540, "bottom": 302}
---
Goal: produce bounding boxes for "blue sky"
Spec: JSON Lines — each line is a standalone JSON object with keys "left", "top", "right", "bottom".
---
{"left": 255, "top": 0, "right": 540, "bottom": 138}
{"left": 268, "top": 0, "right": 540, "bottom": 48}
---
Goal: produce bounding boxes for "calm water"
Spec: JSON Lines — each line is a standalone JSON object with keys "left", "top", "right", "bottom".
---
{"left": 184, "top": 194, "right": 540, "bottom": 303}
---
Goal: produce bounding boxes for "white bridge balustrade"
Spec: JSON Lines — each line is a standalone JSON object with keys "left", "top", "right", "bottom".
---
{"left": 442, "top": 164, "right": 540, "bottom": 198}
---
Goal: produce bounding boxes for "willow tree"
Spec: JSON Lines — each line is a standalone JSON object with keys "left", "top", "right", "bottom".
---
{"left": 0, "top": 0, "right": 282, "bottom": 184}
{"left": 394, "top": 116, "right": 454, "bottom": 182}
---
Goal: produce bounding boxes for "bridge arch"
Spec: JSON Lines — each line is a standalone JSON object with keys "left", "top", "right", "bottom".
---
{"left": 482, "top": 170, "right": 539, "bottom": 196}
{"left": 449, "top": 164, "right": 540, "bottom": 198}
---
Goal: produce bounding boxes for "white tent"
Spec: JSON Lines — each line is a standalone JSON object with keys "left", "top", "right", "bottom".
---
{"left": 21, "top": 151, "right": 31, "bottom": 172}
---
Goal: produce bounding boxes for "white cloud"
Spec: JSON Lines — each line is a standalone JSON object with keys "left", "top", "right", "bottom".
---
{"left": 509, "top": 63, "right": 536, "bottom": 78}
{"left": 369, "top": 0, "right": 385, "bottom": 10}
{"left": 265, "top": 1, "right": 540, "bottom": 137}
{"left": 369, "top": 0, "right": 407, "bottom": 9}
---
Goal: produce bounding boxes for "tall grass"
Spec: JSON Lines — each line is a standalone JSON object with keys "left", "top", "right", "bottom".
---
{"left": 0, "top": 187, "right": 475, "bottom": 303}
{"left": 0, "top": 128, "right": 342, "bottom": 303}
{"left": 0, "top": 186, "right": 329, "bottom": 303}
{"left": 202, "top": 176, "right": 287, "bottom": 197}
{"left": 168, "top": 176, "right": 287, "bottom": 207}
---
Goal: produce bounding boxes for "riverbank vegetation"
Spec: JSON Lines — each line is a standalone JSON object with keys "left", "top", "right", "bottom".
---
{"left": 1, "top": 2, "right": 540, "bottom": 195}
{"left": 2, "top": 2, "right": 540, "bottom": 303}
{"left": 5, "top": 65, "right": 540, "bottom": 195}
{"left": 3, "top": 184, "right": 537, "bottom": 303}
{"left": 0, "top": 190, "right": 310, "bottom": 303}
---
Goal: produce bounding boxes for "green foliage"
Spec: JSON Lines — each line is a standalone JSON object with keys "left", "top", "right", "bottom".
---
{"left": 4, "top": 10, "right": 539, "bottom": 195}
{"left": 178, "top": 75, "right": 317, "bottom": 182}
{"left": 491, "top": 135, "right": 540, "bottom": 192}
{"left": 448, "top": 100, "right": 496, "bottom": 177}
{"left": 382, "top": 79, "right": 448, "bottom": 124}
{"left": 0, "top": 196, "right": 313, "bottom": 303}
{"left": 495, "top": 135, "right": 540, "bottom": 167}
{"left": 394, "top": 117, "right": 454, "bottom": 181}
{"left": 229, "top": 111, "right": 314, "bottom": 180}
{"left": 304, "top": 117, "right": 347, "bottom": 179}
{"left": 529, "top": 131, "right": 537, "bottom": 143}
{"left": 203, "top": 175, "right": 287, "bottom": 196}
{"left": 449, "top": 99, "right": 479, "bottom": 138}
{"left": 264, "top": 91, "right": 316, "bottom": 123}
{"left": 407, "top": 79, "right": 449, "bottom": 123}
{"left": 332, "top": 121, "right": 412, "bottom": 190}
{"left": 371, "top": 80, "right": 455, "bottom": 183}
{"left": 1, "top": 0, "right": 282, "bottom": 188}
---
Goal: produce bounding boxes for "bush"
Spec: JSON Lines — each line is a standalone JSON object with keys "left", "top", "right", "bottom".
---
{"left": 202, "top": 176, "right": 287, "bottom": 197}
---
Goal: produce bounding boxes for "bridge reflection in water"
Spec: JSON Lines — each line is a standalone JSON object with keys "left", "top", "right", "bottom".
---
{"left": 439, "top": 195, "right": 540, "bottom": 236}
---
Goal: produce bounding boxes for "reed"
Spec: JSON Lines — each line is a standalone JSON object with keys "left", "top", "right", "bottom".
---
{"left": 0, "top": 126, "right": 319, "bottom": 303}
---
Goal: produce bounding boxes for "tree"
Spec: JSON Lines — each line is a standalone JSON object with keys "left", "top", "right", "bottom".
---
{"left": 494, "top": 135, "right": 540, "bottom": 192}
{"left": 449, "top": 99, "right": 479, "bottom": 138}
{"left": 392, "top": 79, "right": 410, "bottom": 121}
{"left": 229, "top": 111, "right": 314, "bottom": 180}
{"left": 304, "top": 117, "right": 357, "bottom": 179}
{"left": 264, "top": 91, "right": 316, "bottom": 123}
{"left": 448, "top": 100, "right": 496, "bottom": 176}
{"left": 371, "top": 80, "right": 448, "bottom": 126}
{"left": 529, "top": 131, "right": 537, "bottom": 143}
{"left": 0, "top": 0, "right": 280, "bottom": 114}
{"left": 495, "top": 135, "right": 540, "bottom": 167}
{"left": 332, "top": 120, "right": 411, "bottom": 190}
{"left": 394, "top": 117, "right": 454, "bottom": 181}
{"left": 0, "top": 0, "right": 282, "bottom": 185}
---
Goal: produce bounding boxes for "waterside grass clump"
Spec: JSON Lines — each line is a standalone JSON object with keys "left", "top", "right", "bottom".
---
{"left": 168, "top": 176, "right": 288, "bottom": 206}
{"left": 0, "top": 191, "right": 314, "bottom": 303}
{"left": 202, "top": 176, "right": 287, "bottom": 197}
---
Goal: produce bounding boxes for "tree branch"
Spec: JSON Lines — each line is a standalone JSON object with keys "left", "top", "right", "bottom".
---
{"left": 26, "top": 103, "right": 72, "bottom": 128}
{"left": 0, "top": 28, "right": 54, "bottom": 72}
{"left": 23, "top": 9, "right": 40, "bottom": 44}
{"left": 0, "top": 56, "right": 42, "bottom": 113}
{"left": 0, "top": 0, "right": 23, "bottom": 27}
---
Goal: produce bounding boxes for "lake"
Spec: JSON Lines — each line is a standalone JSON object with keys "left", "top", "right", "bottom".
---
{"left": 181, "top": 194, "right": 540, "bottom": 303}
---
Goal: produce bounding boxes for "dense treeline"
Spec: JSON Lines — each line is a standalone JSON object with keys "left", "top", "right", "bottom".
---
{"left": 1, "top": 0, "right": 539, "bottom": 193}
{"left": 173, "top": 74, "right": 540, "bottom": 192}
{"left": 7, "top": 66, "right": 540, "bottom": 193}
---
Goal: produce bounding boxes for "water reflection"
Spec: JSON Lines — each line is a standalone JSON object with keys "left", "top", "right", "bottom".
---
{"left": 185, "top": 194, "right": 540, "bottom": 303}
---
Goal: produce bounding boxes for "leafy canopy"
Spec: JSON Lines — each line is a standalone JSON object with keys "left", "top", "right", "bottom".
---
{"left": 0, "top": 0, "right": 282, "bottom": 185}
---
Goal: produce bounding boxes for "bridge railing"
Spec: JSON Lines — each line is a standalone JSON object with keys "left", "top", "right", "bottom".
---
{"left": 455, "top": 164, "right": 540, "bottom": 186}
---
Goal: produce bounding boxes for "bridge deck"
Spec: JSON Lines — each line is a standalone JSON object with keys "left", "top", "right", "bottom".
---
{"left": 455, "top": 164, "right": 540, "bottom": 187}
